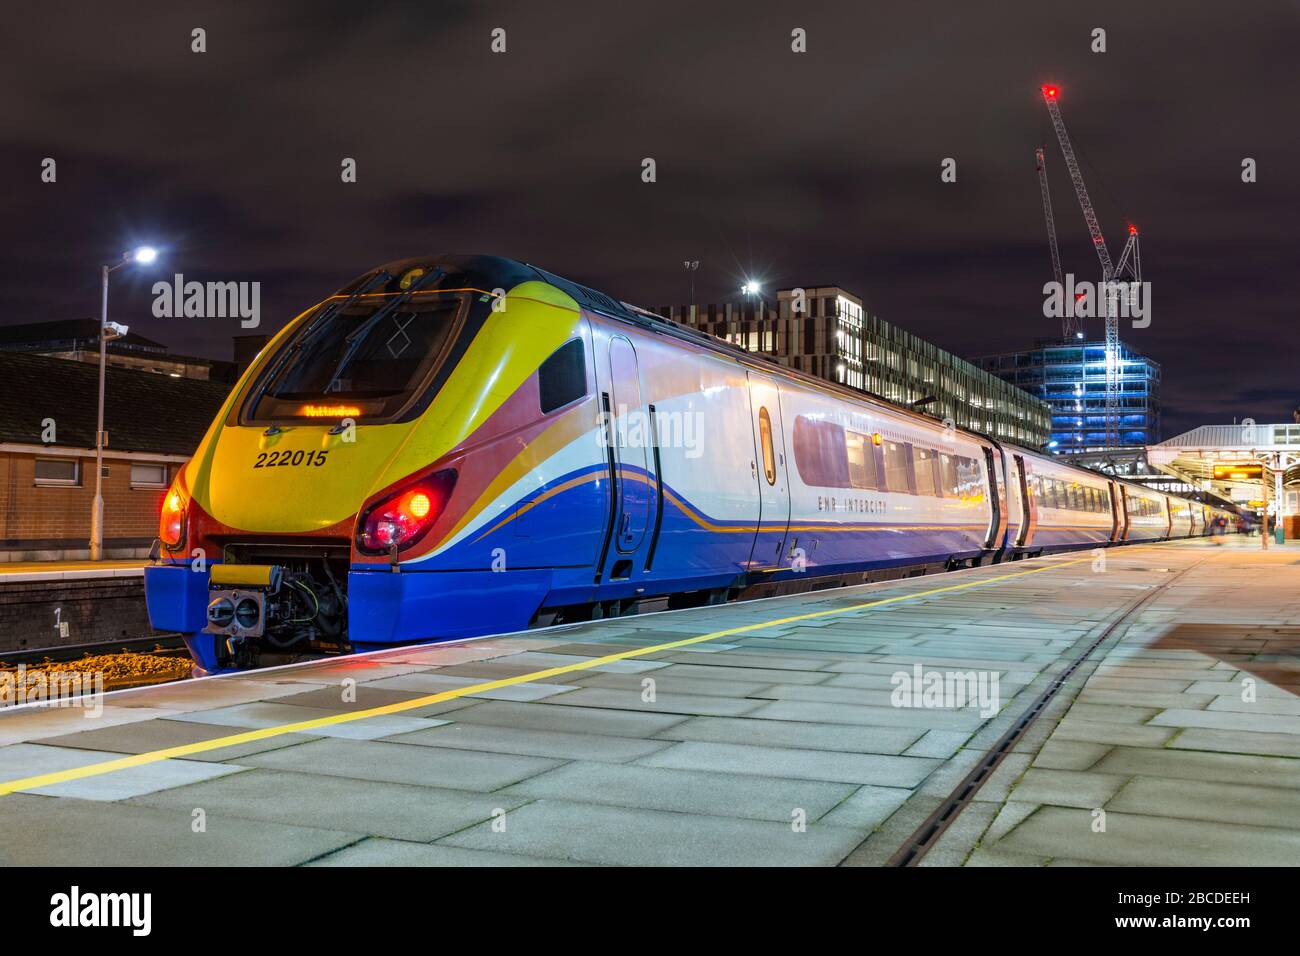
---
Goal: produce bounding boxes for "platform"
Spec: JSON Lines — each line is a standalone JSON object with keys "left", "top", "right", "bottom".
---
{"left": 0, "top": 559, "right": 143, "bottom": 582}
{"left": 1, "top": 537, "right": 1296, "bottom": 867}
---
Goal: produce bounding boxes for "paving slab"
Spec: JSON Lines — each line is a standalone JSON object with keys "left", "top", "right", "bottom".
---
{"left": 437, "top": 798, "right": 865, "bottom": 866}
{"left": 307, "top": 838, "right": 582, "bottom": 867}
{"left": 637, "top": 740, "right": 939, "bottom": 787}
{"left": 129, "top": 769, "right": 529, "bottom": 842}
{"left": 0, "top": 794, "right": 359, "bottom": 866}
{"left": 383, "top": 721, "right": 674, "bottom": 763}
{"left": 0, "top": 743, "right": 244, "bottom": 800}
{"left": 234, "top": 737, "right": 562, "bottom": 791}
{"left": 31, "top": 718, "right": 319, "bottom": 761}
{"left": 500, "top": 760, "right": 855, "bottom": 822}
{"left": 167, "top": 701, "right": 445, "bottom": 740}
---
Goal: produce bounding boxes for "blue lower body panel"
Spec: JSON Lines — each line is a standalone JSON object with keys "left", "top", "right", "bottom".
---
{"left": 144, "top": 563, "right": 221, "bottom": 674}
{"left": 144, "top": 563, "right": 209, "bottom": 632}
{"left": 348, "top": 568, "right": 554, "bottom": 647}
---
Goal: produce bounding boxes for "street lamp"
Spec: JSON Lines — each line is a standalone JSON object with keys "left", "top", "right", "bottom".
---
{"left": 90, "top": 246, "right": 160, "bottom": 560}
{"left": 741, "top": 280, "right": 767, "bottom": 353}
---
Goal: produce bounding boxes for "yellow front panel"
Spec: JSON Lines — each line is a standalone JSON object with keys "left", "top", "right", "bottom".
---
{"left": 186, "top": 281, "right": 582, "bottom": 536}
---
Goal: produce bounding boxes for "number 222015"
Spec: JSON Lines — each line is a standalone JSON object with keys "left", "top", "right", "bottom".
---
{"left": 254, "top": 450, "right": 329, "bottom": 469}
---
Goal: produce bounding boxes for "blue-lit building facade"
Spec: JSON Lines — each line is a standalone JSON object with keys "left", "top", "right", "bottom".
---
{"left": 974, "top": 339, "right": 1161, "bottom": 452}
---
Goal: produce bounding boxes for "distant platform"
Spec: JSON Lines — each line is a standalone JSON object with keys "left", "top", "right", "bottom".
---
{"left": 0, "top": 559, "right": 144, "bottom": 582}
{"left": 1, "top": 537, "right": 1296, "bottom": 867}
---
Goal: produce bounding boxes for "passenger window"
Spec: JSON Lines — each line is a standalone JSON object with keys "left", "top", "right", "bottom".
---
{"left": 538, "top": 339, "right": 587, "bottom": 414}
{"left": 940, "top": 454, "right": 960, "bottom": 497}
{"left": 882, "top": 441, "right": 913, "bottom": 493}
{"left": 954, "top": 456, "right": 982, "bottom": 500}
{"left": 758, "top": 407, "right": 777, "bottom": 486}
{"left": 844, "top": 429, "right": 878, "bottom": 490}
{"left": 912, "top": 447, "right": 938, "bottom": 497}
{"left": 792, "top": 416, "right": 849, "bottom": 487}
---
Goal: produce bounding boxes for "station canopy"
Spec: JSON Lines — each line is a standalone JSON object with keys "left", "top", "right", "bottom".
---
{"left": 1147, "top": 423, "right": 1300, "bottom": 509}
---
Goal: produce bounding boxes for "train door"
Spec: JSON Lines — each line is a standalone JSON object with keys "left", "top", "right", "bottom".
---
{"left": 1013, "top": 454, "right": 1034, "bottom": 547}
{"left": 746, "top": 373, "right": 791, "bottom": 570}
{"left": 1118, "top": 486, "right": 1132, "bottom": 540}
{"left": 1107, "top": 480, "right": 1125, "bottom": 542}
{"left": 607, "top": 336, "right": 651, "bottom": 556}
{"left": 980, "top": 447, "right": 1006, "bottom": 551}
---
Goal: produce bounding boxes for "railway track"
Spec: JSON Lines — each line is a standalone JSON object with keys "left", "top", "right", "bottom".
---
{"left": 0, "top": 633, "right": 192, "bottom": 693}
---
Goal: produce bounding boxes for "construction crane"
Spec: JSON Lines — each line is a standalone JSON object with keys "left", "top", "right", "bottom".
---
{"left": 1033, "top": 146, "right": 1073, "bottom": 338}
{"left": 1039, "top": 84, "right": 1142, "bottom": 449}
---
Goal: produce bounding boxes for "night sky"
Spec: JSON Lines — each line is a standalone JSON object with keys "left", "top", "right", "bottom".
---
{"left": 3, "top": 0, "right": 1297, "bottom": 437}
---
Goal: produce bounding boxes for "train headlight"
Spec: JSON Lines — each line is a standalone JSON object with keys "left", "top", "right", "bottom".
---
{"left": 160, "top": 478, "right": 189, "bottom": 548}
{"left": 356, "top": 469, "right": 457, "bottom": 556}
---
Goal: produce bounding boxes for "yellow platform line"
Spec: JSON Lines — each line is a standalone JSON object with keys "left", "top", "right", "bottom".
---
{"left": 0, "top": 555, "right": 1093, "bottom": 797}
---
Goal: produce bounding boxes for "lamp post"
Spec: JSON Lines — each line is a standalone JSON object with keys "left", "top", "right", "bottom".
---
{"left": 741, "top": 280, "right": 766, "bottom": 353}
{"left": 90, "top": 245, "right": 158, "bottom": 561}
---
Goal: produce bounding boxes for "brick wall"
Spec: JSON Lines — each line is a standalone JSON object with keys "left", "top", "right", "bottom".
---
{"left": 0, "top": 451, "right": 174, "bottom": 558}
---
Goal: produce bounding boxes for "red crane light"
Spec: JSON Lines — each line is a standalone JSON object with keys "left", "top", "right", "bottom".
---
{"left": 1128, "top": 224, "right": 1138, "bottom": 235}
{"left": 1042, "top": 85, "right": 1059, "bottom": 99}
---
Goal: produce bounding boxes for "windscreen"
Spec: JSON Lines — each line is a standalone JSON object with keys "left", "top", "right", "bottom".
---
{"left": 245, "top": 291, "right": 466, "bottom": 423}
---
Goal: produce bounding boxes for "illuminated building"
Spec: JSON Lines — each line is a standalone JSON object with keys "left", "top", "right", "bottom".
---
{"left": 654, "top": 286, "right": 1052, "bottom": 447}
{"left": 974, "top": 338, "right": 1161, "bottom": 452}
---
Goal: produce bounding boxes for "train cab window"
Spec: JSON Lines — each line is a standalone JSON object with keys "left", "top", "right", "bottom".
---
{"left": 882, "top": 441, "right": 913, "bottom": 494}
{"left": 245, "top": 288, "right": 467, "bottom": 424}
{"left": 538, "top": 338, "right": 588, "bottom": 414}
{"left": 844, "top": 429, "right": 878, "bottom": 490}
{"left": 758, "top": 407, "right": 777, "bottom": 486}
{"left": 912, "top": 447, "right": 939, "bottom": 496}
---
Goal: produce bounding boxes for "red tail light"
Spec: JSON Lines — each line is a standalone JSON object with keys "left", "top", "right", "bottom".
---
{"left": 160, "top": 481, "right": 188, "bottom": 549}
{"left": 356, "top": 469, "right": 457, "bottom": 555}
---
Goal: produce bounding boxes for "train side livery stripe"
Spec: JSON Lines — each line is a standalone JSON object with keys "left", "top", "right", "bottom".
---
{"left": 447, "top": 461, "right": 991, "bottom": 547}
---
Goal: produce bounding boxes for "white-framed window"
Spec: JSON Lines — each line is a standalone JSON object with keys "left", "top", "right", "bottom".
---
{"left": 34, "top": 458, "right": 80, "bottom": 487}
{"left": 130, "top": 462, "right": 169, "bottom": 489}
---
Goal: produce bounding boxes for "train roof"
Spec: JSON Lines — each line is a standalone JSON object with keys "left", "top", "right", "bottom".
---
{"left": 350, "top": 256, "right": 1218, "bottom": 512}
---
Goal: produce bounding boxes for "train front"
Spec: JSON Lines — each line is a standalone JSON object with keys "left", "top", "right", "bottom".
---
{"left": 144, "top": 255, "right": 584, "bottom": 674}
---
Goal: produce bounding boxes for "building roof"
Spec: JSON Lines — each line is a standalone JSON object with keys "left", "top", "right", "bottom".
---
{"left": 0, "top": 318, "right": 167, "bottom": 351}
{"left": 0, "top": 351, "right": 231, "bottom": 456}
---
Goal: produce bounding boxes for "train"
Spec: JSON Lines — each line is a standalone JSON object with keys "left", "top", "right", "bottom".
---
{"left": 143, "top": 255, "right": 1239, "bottom": 673}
